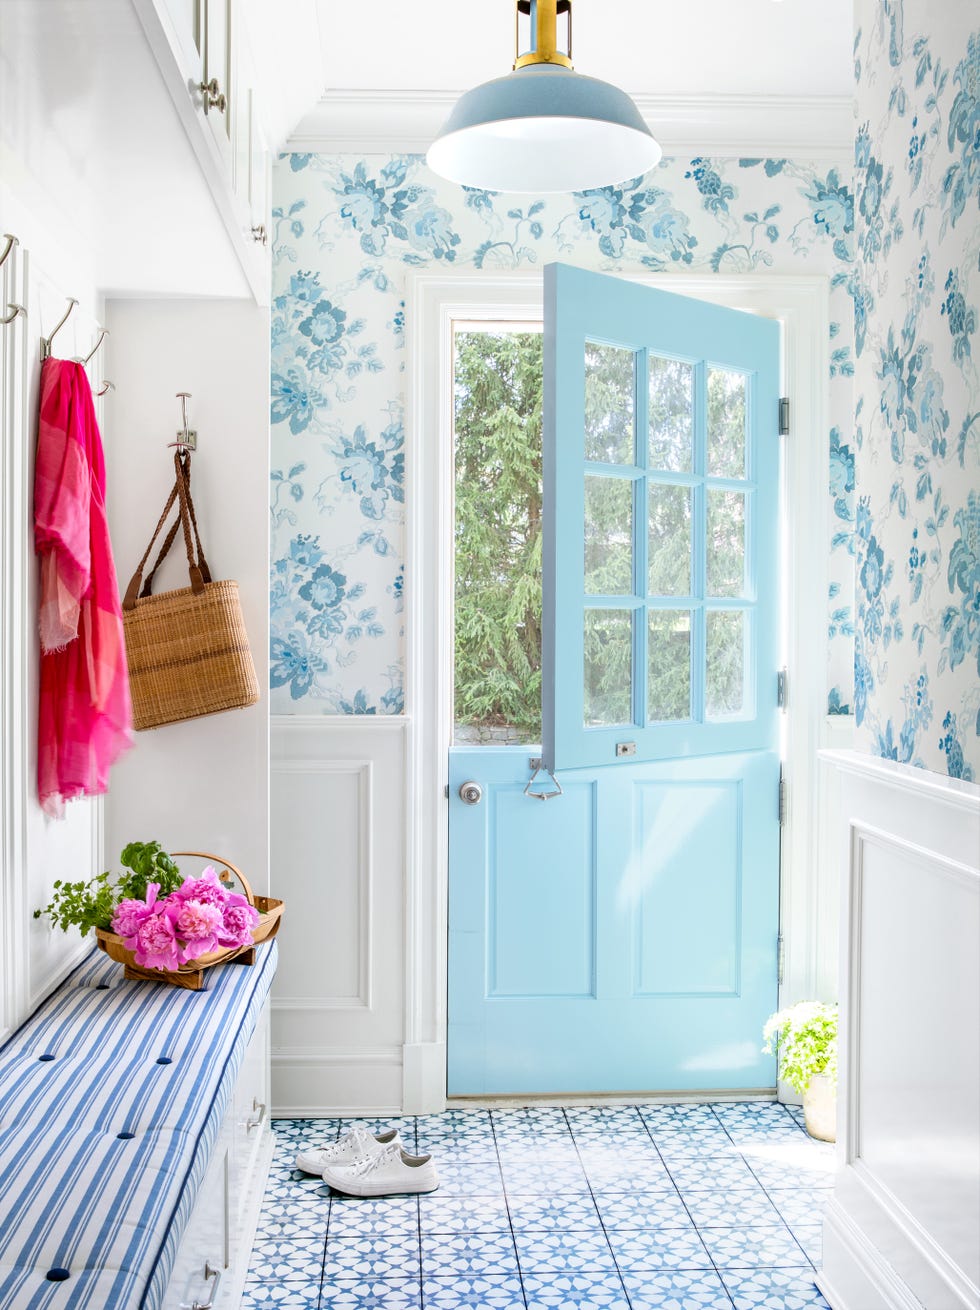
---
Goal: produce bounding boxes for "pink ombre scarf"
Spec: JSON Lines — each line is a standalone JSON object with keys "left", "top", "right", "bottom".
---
{"left": 34, "top": 358, "right": 132, "bottom": 817}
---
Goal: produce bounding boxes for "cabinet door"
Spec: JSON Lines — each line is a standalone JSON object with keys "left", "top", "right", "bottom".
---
{"left": 203, "top": 0, "right": 233, "bottom": 166}
{"left": 159, "top": 0, "right": 204, "bottom": 84}
{"left": 162, "top": 1145, "right": 229, "bottom": 1309}
{"left": 248, "top": 99, "right": 269, "bottom": 241}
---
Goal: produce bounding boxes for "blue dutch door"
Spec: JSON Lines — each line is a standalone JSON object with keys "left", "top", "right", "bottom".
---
{"left": 449, "top": 264, "right": 781, "bottom": 1095}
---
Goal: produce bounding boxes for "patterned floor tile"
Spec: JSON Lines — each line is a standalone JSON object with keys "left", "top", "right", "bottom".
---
{"left": 594, "top": 1190, "right": 691, "bottom": 1230}
{"left": 328, "top": 1206, "right": 420, "bottom": 1239}
{"left": 606, "top": 1226, "right": 712, "bottom": 1272}
{"left": 683, "top": 1189, "right": 781, "bottom": 1228}
{"left": 318, "top": 1279, "right": 422, "bottom": 1309}
{"left": 667, "top": 1156, "right": 762, "bottom": 1190}
{"left": 501, "top": 1160, "right": 590, "bottom": 1193}
{"left": 507, "top": 1194, "right": 603, "bottom": 1231}
{"left": 621, "top": 1268, "right": 736, "bottom": 1310}
{"left": 522, "top": 1269, "right": 631, "bottom": 1308}
{"left": 721, "top": 1266, "right": 831, "bottom": 1308}
{"left": 419, "top": 1194, "right": 511, "bottom": 1234}
{"left": 322, "top": 1233, "right": 422, "bottom": 1282}
{"left": 515, "top": 1228, "right": 618, "bottom": 1274}
{"left": 248, "top": 1236, "right": 326, "bottom": 1281}
{"left": 421, "top": 1230, "right": 520, "bottom": 1278}
{"left": 241, "top": 1277, "right": 322, "bottom": 1308}
{"left": 788, "top": 1224, "right": 823, "bottom": 1264}
{"left": 249, "top": 1106, "right": 839, "bottom": 1308}
{"left": 700, "top": 1224, "right": 810, "bottom": 1269}
{"left": 767, "top": 1187, "right": 832, "bottom": 1226}
{"left": 421, "top": 1274, "right": 526, "bottom": 1308}
{"left": 432, "top": 1160, "right": 505, "bottom": 1194}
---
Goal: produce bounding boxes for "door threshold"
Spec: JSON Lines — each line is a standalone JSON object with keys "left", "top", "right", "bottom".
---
{"left": 447, "top": 1088, "right": 778, "bottom": 1109}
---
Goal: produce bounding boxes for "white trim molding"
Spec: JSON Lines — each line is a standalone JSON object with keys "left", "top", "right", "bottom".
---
{"left": 287, "top": 90, "right": 854, "bottom": 161}
{"left": 405, "top": 270, "right": 832, "bottom": 1115}
{"left": 819, "top": 750, "right": 980, "bottom": 1310}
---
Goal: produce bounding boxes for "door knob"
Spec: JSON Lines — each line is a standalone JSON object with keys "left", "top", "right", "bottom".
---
{"left": 458, "top": 781, "right": 483, "bottom": 805}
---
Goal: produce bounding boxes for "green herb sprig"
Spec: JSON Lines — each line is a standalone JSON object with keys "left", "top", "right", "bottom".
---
{"left": 34, "top": 841, "right": 184, "bottom": 936}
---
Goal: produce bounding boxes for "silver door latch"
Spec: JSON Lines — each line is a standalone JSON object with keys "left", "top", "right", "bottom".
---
{"left": 458, "top": 781, "right": 483, "bottom": 805}
{"left": 523, "top": 758, "right": 563, "bottom": 801}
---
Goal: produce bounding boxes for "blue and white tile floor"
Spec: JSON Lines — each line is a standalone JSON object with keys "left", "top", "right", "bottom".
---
{"left": 244, "top": 1102, "right": 834, "bottom": 1309}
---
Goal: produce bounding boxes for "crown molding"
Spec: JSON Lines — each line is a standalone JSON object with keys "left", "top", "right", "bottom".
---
{"left": 286, "top": 89, "right": 854, "bottom": 161}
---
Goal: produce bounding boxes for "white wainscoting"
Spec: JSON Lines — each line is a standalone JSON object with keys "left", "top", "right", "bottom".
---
{"left": 818, "top": 751, "right": 980, "bottom": 1310}
{"left": 271, "top": 716, "right": 408, "bottom": 1117}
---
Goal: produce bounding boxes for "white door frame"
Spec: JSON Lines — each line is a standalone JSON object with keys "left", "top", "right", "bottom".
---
{"left": 403, "top": 270, "right": 831, "bottom": 1113}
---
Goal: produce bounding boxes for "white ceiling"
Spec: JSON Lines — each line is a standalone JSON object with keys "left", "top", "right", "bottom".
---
{"left": 314, "top": 0, "right": 854, "bottom": 99}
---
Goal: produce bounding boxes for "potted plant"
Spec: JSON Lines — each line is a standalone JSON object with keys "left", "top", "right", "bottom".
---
{"left": 763, "top": 1001, "right": 838, "bottom": 1141}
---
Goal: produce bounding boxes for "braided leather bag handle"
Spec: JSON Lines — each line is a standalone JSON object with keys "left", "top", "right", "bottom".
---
{"left": 122, "top": 452, "right": 213, "bottom": 611}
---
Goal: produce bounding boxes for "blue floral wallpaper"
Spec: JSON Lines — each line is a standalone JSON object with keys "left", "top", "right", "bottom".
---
{"left": 270, "top": 154, "right": 856, "bottom": 716}
{"left": 853, "top": 1, "right": 980, "bottom": 778}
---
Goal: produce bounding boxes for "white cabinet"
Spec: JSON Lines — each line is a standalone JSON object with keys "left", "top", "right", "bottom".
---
{"left": 162, "top": 996, "right": 274, "bottom": 1310}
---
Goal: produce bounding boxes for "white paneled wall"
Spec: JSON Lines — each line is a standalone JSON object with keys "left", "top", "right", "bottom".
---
{"left": 102, "top": 299, "right": 271, "bottom": 897}
{"left": 271, "top": 716, "right": 407, "bottom": 1116}
{"left": 818, "top": 751, "right": 980, "bottom": 1310}
{"left": 0, "top": 233, "right": 104, "bottom": 1042}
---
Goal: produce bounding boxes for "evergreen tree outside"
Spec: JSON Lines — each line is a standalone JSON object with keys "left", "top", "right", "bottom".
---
{"left": 454, "top": 330, "right": 543, "bottom": 742}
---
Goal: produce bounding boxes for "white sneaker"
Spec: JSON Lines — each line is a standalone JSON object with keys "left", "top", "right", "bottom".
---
{"left": 322, "top": 1142, "right": 439, "bottom": 1196}
{"left": 294, "top": 1126, "right": 401, "bottom": 1175}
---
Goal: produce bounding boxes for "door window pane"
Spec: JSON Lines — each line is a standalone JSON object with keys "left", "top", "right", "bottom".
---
{"left": 585, "top": 476, "right": 633, "bottom": 595}
{"left": 707, "top": 489, "right": 746, "bottom": 597}
{"left": 649, "top": 355, "right": 693, "bottom": 472}
{"left": 647, "top": 610, "right": 691, "bottom": 722}
{"left": 706, "top": 610, "right": 745, "bottom": 717}
{"left": 707, "top": 367, "right": 747, "bottom": 478}
{"left": 648, "top": 484, "right": 692, "bottom": 597}
{"left": 584, "top": 609, "right": 633, "bottom": 726}
{"left": 585, "top": 342, "right": 635, "bottom": 464}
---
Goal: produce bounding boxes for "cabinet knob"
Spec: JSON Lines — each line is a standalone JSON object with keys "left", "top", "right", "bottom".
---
{"left": 198, "top": 79, "right": 227, "bottom": 113}
{"left": 251, "top": 224, "right": 268, "bottom": 246}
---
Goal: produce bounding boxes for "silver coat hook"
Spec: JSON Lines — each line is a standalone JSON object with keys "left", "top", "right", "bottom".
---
{"left": 0, "top": 234, "right": 18, "bottom": 270}
{"left": 1, "top": 303, "right": 26, "bottom": 326}
{"left": 168, "top": 391, "right": 198, "bottom": 452}
{"left": 41, "top": 297, "right": 78, "bottom": 360}
{"left": 77, "top": 328, "right": 108, "bottom": 367}
{"left": 97, "top": 380, "right": 115, "bottom": 397}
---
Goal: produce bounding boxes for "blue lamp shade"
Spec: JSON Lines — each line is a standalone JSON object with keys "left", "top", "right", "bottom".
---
{"left": 426, "top": 63, "right": 662, "bottom": 193}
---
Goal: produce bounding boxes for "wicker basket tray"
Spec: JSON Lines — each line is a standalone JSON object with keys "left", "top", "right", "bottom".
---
{"left": 95, "top": 851, "right": 283, "bottom": 991}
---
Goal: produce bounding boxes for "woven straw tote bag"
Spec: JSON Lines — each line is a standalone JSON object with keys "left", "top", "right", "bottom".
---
{"left": 122, "top": 450, "right": 259, "bottom": 731}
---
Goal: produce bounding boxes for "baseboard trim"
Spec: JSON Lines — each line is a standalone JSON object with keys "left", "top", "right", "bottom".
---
{"left": 402, "top": 1041, "right": 447, "bottom": 1114}
{"left": 819, "top": 1197, "right": 930, "bottom": 1310}
{"left": 272, "top": 1105, "right": 404, "bottom": 1119}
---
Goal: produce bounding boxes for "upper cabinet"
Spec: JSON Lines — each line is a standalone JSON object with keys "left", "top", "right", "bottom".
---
{"left": 135, "top": 0, "right": 321, "bottom": 304}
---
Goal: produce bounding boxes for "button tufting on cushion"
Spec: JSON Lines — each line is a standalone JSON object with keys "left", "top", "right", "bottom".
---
{"left": 45, "top": 1269, "right": 70, "bottom": 1281}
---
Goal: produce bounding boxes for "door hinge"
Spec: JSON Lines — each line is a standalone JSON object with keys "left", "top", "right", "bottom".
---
{"left": 778, "top": 397, "right": 790, "bottom": 435}
{"left": 778, "top": 768, "right": 787, "bottom": 825}
{"left": 444, "top": 784, "right": 449, "bottom": 799}
{"left": 777, "top": 668, "right": 788, "bottom": 710}
{"left": 777, "top": 933, "right": 785, "bottom": 987}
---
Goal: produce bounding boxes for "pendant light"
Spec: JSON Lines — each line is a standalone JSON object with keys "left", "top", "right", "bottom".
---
{"left": 426, "top": 0, "right": 662, "bottom": 194}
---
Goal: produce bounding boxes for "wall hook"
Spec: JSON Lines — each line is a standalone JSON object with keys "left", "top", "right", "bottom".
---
{"left": 1, "top": 303, "right": 26, "bottom": 326}
{"left": 97, "top": 380, "right": 115, "bottom": 397}
{"left": 41, "top": 297, "right": 78, "bottom": 360}
{"left": 0, "top": 234, "right": 18, "bottom": 271}
{"left": 76, "top": 328, "right": 108, "bottom": 367}
{"left": 168, "top": 392, "right": 198, "bottom": 453}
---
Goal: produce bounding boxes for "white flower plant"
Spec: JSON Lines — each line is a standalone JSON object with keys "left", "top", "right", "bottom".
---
{"left": 763, "top": 1001, "right": 839, "bottom": 1096}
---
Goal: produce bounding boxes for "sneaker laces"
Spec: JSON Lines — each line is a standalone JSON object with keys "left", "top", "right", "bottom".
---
{"left": 350, "top": 1142, "right": 401, "bottom": 1177}
{"left": 324, "top": 1126, "right": 372, "bottom": 1159}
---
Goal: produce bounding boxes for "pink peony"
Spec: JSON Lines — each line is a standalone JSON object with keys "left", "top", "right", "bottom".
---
{"left": 171, "top": 867, "right": 227, "bottom": 907}
{"left": 112, "top": 894, "right": 156, "bottom": 939}
{"left": 218, "top": 898, "right": 260, "bottom": 949}
{"left": 132, "top": 905, "right": 181, "bottom": 972}
{"left": 172, "top": 898, "right": 224, "bottom": 964}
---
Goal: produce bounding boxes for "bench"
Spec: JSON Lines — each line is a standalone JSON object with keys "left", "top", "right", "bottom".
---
{"left": 0, "top": 941, "right": 277, "bottom": 1309}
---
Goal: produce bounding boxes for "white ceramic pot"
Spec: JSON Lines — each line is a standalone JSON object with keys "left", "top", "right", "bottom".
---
{"left": 803, "top": 1071, "right": 837, "bottom": 1142}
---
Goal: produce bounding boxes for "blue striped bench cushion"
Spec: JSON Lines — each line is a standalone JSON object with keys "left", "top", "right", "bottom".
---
{"left": 0, "top": 941, "right": 277, "bottom": 1310}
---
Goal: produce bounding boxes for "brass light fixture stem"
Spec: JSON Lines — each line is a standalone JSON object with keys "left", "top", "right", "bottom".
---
{"left": 514, "top": 0, "right": 573, "bottom": 71}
